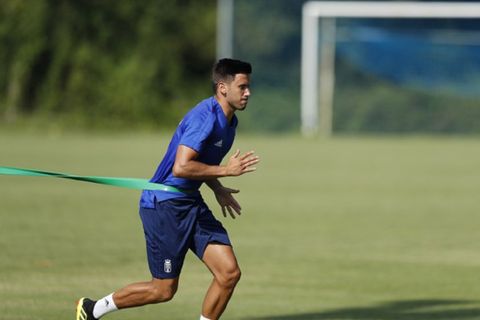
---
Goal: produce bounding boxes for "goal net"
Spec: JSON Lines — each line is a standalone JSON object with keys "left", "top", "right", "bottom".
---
{"left": 301, "top": 1, "right": 480, "bottom": 136}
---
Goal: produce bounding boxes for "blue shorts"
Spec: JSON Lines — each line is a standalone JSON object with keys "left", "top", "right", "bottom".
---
{"left": 139, "top": 197, "right": 231, "bottom": 279}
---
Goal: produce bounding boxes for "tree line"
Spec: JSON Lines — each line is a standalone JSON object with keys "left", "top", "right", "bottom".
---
{"left": 0, "top": 0, "right": 217, "bottom": 129}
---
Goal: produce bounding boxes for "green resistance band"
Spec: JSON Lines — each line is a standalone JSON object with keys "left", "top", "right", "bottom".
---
{"left": 0, "top": 166, "right": 187, "bottom": 193}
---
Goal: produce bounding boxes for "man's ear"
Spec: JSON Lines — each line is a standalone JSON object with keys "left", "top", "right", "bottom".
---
{"left": 218, "top": 82, "right": 227, "bottom": 96}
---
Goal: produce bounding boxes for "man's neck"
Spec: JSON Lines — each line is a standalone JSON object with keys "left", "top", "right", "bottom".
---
{"left": 214, "top": 95, "right": 234, "bottom": 123}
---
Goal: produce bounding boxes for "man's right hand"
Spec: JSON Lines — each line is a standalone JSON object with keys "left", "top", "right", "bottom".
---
{"left": 225, "top": 149, "right": 260, "bottom": 177}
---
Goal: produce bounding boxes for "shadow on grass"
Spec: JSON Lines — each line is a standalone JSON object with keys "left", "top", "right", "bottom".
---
{"left": 248, "top": 299, "right": 480, "bottom": 320}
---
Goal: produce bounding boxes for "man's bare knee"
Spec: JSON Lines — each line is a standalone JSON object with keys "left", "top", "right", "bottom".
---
{"left": 203, "top": 244, "right": 242, "bottom": 289}
{"left": 215, "top": 266, "right": 241, "bottom": 289}
{"left": 149, "top": 281, "right": 177, "bottom": 303}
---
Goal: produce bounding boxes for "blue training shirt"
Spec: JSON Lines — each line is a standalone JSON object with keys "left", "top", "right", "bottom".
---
{"left": 140, "top": 96, "right": 238, "bottom": 208}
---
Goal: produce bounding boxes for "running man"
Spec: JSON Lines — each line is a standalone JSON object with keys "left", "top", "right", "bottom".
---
{"left": 76, "top": 58, "right": 259, "bottom": 320}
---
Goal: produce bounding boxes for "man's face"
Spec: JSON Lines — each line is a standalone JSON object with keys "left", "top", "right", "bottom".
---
{"left": 223, "top": 73, "right": 251, "bottom": 111}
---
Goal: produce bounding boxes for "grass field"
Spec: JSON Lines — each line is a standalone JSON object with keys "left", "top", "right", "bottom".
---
{"left": 1, "top": 131, "right": 480, "bottom": 320}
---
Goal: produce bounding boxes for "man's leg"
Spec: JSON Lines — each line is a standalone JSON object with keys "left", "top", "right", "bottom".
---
{"left": 112, "top": 277, "right": 178, "bottom": 308}
{"left": 201, "top": 243, "right": 241, "bottom": 320}
{"left": 77, "top": 278, "right": 178, "bottom": 320}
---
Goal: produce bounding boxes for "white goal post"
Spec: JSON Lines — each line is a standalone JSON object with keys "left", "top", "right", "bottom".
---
{"left": 301, "top": 1, "right": 480, "bottom": 136}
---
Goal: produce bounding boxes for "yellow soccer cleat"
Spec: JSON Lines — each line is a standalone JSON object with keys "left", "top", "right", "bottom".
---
{"left": 76, "top": 297, "right": 97, "bottom": 320}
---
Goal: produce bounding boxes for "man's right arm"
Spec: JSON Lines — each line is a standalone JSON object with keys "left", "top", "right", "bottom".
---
{"left": 172, "top": 145, "right": 259, "bottom": 181}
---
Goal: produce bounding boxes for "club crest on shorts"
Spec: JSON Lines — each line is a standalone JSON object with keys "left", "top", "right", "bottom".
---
{"left": 164, "top": 259, "right": 172, "bottom": 273}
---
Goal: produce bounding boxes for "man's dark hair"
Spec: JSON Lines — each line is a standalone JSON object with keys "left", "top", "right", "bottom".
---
{"left": 212, "top": 58, "right": 252, "bottom": 93}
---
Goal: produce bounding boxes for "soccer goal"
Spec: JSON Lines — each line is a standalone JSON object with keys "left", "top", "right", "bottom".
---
{"left": 301, "top": 1, "right": 480, "bottom": 136}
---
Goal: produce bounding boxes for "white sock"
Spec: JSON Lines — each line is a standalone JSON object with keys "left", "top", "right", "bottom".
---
{"left": 93, "top": 293, "right": 118, "bottom": 319}
{"left": 200, "top": 316, "right": 212, "bottom": 320}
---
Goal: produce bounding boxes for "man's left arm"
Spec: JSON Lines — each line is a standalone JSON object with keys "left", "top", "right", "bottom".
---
{"left": 205, "top": 179, "right": 242, "bottom": 219}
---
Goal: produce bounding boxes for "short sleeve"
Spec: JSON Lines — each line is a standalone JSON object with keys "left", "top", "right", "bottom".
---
{"left": 179, "top": 108, "right": 216, "bottom": 153}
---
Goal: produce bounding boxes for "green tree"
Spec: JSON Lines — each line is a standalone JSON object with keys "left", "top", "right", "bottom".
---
{"left": 0, "top": 0, "right": 217, "bottom": 129}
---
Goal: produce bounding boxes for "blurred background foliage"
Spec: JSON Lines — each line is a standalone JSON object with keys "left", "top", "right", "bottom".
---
{"left": 0, "top": 0, "right": 216, "bottom": 130}
{"left": 1, "top": 0, "right": 479, "bottom": 133}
